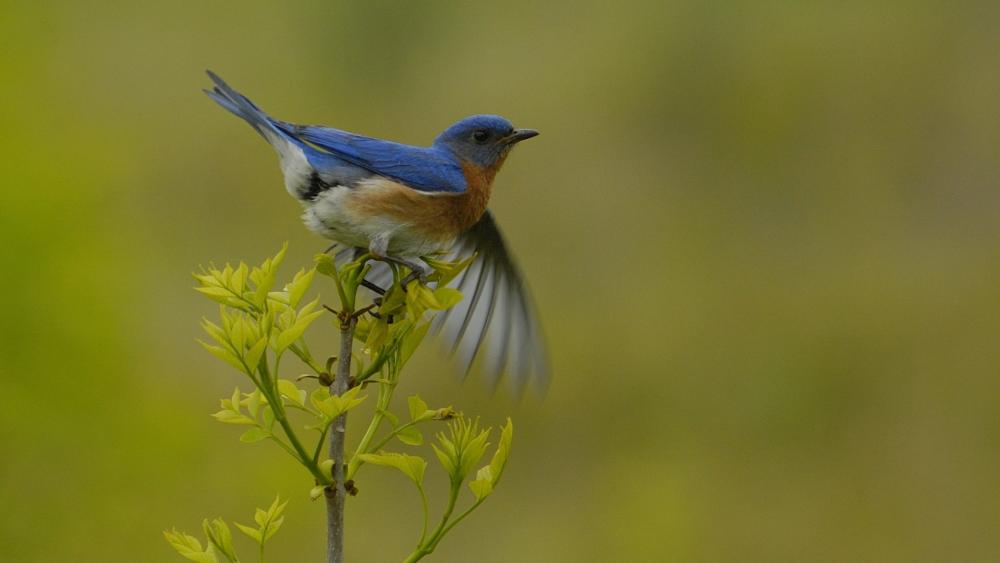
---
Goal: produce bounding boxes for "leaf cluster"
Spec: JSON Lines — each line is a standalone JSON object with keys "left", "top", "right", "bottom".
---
{"left": 168, "top": 245, "right": 515, "bottom": 563}
{"left": 164, "top": 496, "right": 286, "bottom": 563}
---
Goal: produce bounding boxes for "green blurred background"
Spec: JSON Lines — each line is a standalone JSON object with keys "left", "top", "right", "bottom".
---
{"left": 3, "top": 1, "right": 1000, "bottom": 561}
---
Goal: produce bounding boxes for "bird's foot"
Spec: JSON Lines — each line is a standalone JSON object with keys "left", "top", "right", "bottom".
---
{"left": 400, "top": 267, "right": 429, "bottom": 289}
{"left": 368, "top": 253, "right": 431, "bottom": 291}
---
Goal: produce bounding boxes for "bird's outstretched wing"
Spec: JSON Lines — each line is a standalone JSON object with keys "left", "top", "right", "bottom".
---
{"left": 276, "top": 123, "right": 468, "bottom": 194}
{"left": 336, "top": 210, "right": 549, "bottom": 395}
{"left": 434, "top": 210, "right": 549, "bottom": 395}
{"left": 337, "top": 210, "right": 548, "bottom": 395}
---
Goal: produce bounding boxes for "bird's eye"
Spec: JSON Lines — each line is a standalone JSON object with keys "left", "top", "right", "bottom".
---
{"left": 472, "top": 130, "right": 489, "bottom": 143}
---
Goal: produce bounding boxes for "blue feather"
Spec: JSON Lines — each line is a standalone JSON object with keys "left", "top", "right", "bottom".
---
{"left": 205, "top": 71, "right": 467, "bottom": 194}
{"left": 206, "top": 72, "right": 381, "bottom": 189}
{"left": 278, "top": 124, "right": 468, "bottom": 193}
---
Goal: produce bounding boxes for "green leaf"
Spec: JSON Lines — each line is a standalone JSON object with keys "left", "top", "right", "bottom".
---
{"left": 358, "top": 452, "right": 427, "bottom": 486}
{"left": 200, "top": 319, "right": 228, "bottom": 347}
{"left": 326, "top": 386, "right": 366, "bottom": 417}
{"left": 195, "top": 285, "right": 242, "bottom": 307}
{"left": 239, "top": 427, "right": 270, "bottom": 443}
{"left": 244, "top": 389, "right": 262, "bottom": 419}
{"left": 202, "top": 518, "right": 238, "bottom": 563}
{"left": 431, "top": 442, "right": 456, "bottom": 476}
{"left": 285, "top": 268, "right": 316, "bottom": 308}
{"left": 314, "top": 253, "right": 338, "bottom": 277}
{"left": 265, "top": 495, "right": 288, "bottom": 521}
{"left": 431, "top": 287, "right": 463, "bottom": 310}
{"left": 229, "top": 317, "right": 248, "bottom": 352}
{"left": 309, "top": 387, "right": 329, "bottom": 413}
{"left": 396, "top": 425, "right": 423, "bottom": 446}
{"left": 424, "top": 253, "right": 476, "bottom": 286}
{"left": 311, "top": 386, "right": 366, "bottom": 420}
{"left": 488, "top": 418, "right": 513, "bottom": 485}
{"left": 407, "top": 395, "right": 431, "bottom": 422}
{"left": 277, "top": 379, "right": 305, "bottom": 407}
{"left": 163, "top": 529, "right": 218, "bottom": 563}
{"left": 234, "top": 522, "right": 261, "bottom": 544}
{"left": 435, "top": 417, "right": 491, "bottom": 482}
{"left": 276, "top": 309, "right": 324, "bottom": 352}
{"left": 459, "top": 428, "right": 491, "bottom": 480}
{"left": 263, "top": 515, "right": 284, "bottom": 541}
{"left": 199, "top": 341, "right": 246, "bottom": 373}
{"left": 468, "top": 468, "right": 494, "bottom": 501}
{"left": 211, "top": 410, "right": 256, "bottom": 425}
{"left": 231, "top": 262, "right": 248, "bottom": 294}
{"left": 244, "top": 337, "right": 267, "bottom": 371}
{"left": 252, "top": 495, "right": 287, "bottom": 541}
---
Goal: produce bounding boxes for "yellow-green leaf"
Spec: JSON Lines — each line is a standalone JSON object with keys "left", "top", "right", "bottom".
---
{"left": 276, "top": 309, "right": 324, "bottom": 352}
{"left": 277, "top": 379, "right": 305, "bottom": 407}
{"left": 469, "top": 468, "right": 494, "bottom": 501}
{"left": 396, "top": 425, "right": 423, "bottom": 446}
{"left": 164, "top": 529, "right": 218, "bottom": 563}
{"left": 244, "top": 337, "right": 267, "bottom": 371}
{"left": 358, "top": 452, "right": 427, "bottom": 486}
{"left": 432, "top": 287, "right": 463, "bottom": 310}
{"left": 488, "top": 418, "right": 513, "bottom": 484}
{"left": 234, "top": 522, "right": 261, "bottom": 544}
{"left": 239, "top": 427, "right": 269, "bottom": 443}
{"left": 202, "top": 518, "right": 238, "bottom": 563}
{"left": 286, "top": 267, "right": 316, "bottom": 308}
{"left": 431, "top": 442, "right": 456, "bottom": 476}
{"left": 211, "top": 410, "right": 256, "bottom": 425}
{"left": 199, "top": 341, "right": 246, "bottom": 373}
{"left": 407, "top": 395, "right": 431, "bottom": 422}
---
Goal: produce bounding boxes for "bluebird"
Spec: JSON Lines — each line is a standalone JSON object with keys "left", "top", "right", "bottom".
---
{"left": 203, "top": 72, "right": 547, "bottom": 394}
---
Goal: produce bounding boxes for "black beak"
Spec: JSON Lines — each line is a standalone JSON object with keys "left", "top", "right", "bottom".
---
{"left": 506, "top": 128, "right": 539, "bottom": 144}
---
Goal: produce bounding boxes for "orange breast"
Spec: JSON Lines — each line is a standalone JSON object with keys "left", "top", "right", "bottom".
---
{"left": 344, "top": 160, "right": 500, "bottom": 240}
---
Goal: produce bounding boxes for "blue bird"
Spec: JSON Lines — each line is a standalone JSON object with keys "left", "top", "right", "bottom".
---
{"left": 203, "top": 71, "right": 547, "bottom": 394}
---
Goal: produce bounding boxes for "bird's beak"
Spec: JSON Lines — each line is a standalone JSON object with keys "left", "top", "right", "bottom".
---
{"left": 506, "top": 128, "right": 539, "bottom": 144}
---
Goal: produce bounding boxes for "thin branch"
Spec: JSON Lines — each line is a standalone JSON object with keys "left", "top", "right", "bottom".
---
{"left": 326, "top": 312, "right": 354, "bottom": 563}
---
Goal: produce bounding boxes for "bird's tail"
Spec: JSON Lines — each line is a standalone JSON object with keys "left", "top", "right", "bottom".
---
{"left": 203, "top": 71, "right": 289, "bottom": 141}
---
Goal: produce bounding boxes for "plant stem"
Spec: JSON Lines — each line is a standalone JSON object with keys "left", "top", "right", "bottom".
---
{"left": 404, "top": 483, "right": 462, "bottom": 562}
{"left": 346, "top": 373, "right": 397, "bottom": 480}
{"left": 327, "top": 312, "right": 355, "bottom": 563}
{"left": 258, "top": 360, "right": 328, "bottom": 484}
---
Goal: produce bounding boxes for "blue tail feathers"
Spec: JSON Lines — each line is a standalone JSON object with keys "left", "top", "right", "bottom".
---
{"left": 203, "top": 70, "right": 287, "bottom": 140}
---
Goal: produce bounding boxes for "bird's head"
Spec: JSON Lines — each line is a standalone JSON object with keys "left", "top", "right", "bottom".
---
{"left": 433, "top": 115, "right": 538, "bottom": 170}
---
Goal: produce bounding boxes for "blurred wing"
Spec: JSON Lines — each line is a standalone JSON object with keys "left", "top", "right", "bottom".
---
{"left": 276, "top": 123, "right": 468, "bottom": 193}
{"left": 433, "top": 211, "right": 549, "bottom": 395}
{"left": 336, "top": 211, "right": 549, "bottom": 395}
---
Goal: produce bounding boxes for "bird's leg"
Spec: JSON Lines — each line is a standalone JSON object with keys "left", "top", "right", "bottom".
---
{"left": 399, "top": 267, "right": 429, "bottom": 289}
{"left": 360, "top": 279, "right": 386, "bottom": 295}
{"left": 368, "top": 235, "right": 431, "bottom": 288}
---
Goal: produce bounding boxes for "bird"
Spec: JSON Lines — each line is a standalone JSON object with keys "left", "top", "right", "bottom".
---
{"left": 203, "top": 71, "right": 547, "bottom": 395}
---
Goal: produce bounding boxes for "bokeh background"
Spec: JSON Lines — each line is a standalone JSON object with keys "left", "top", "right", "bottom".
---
{"left": 3, "top": 1, "right": 1000, "bottom": 561}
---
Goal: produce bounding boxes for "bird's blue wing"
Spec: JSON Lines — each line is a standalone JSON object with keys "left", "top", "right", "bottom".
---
{"left": 276, "top": 124, "right": 468, "bottom": 193}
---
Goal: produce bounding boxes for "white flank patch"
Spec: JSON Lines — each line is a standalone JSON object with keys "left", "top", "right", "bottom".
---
{"left": 262, "top": 130, "right": 313, "bottom": 199}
